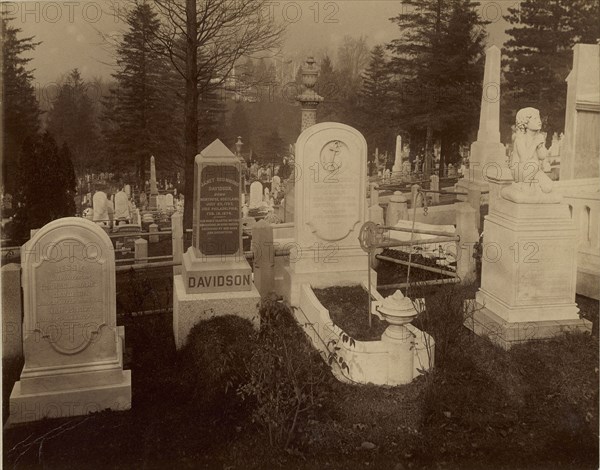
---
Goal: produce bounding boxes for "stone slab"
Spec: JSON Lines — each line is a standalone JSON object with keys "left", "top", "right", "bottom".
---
{"left": 8, "top": 370, "right": 131, "bottom": 425}
{"left": 173, "top": 275, "right": 260, "bottom": 349}
{"left": 466, "top": 304, "right": 592, "bottom": 350}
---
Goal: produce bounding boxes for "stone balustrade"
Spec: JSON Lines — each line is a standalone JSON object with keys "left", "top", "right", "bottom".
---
{"left": 556, "top": 179, "right": 600, "bottom": 299}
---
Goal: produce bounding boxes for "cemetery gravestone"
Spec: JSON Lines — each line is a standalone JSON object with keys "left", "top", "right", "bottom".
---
{"left": 166, "top": 193, "right": 174, "bottom": 209}
{"left": 249, "top": 181, "right": 263, "bottom": 209}
{"left": 283, "top": 122, "right": 370, "bottom": 306}
{"left": 468, "top": 105, "right": 592, "bottom": 348}
{"left": 139, "top": 192, "right": 147, "bottom": 209}
{"left": 157, "top": 194, "right": 167, "bottom": 212}
{"left": 114, "top": 189, "right": 130, "bottom": 222}
{"left": 92, "top": 190, "right": 110, "bottom": 226}
{"left": 272, "top": 175, "right": 281, "bottom": 193}
{"left": 9, "top": 218, "right": 131, "bottom": 424}
{"left": 174, "top": 139, "right": 260, "bottom": 348}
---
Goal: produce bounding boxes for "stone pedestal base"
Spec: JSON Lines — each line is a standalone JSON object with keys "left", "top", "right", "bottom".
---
{"left": 8, "top": 326, "right": 131, "bottom": 426}
{"left": 8, "top": 372, "right": 131, "bottom": 425}
{"left": 381, "top": 327, "right": 416, "bottom": 385}
{"left": 466, "top": 304, "right": 592, "bottom": 350}
{"left": 471, "top": 187, "right": 590, "bottom": 347}
{"left": 173, "top": 275, "right": 260, "bottom": 349}
{"left": 283, "top": 267, "right": 377, "bottom": 307}
{"left": 149, "top": 194, "right": 157, "bottom": 211}
{"left": 478, "top": 199, "right": 580, "bottom": 321}
{"left": 182, "top": 248, "right": 252, "bottom": 294}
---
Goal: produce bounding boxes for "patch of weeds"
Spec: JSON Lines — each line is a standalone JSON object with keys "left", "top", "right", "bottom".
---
{"left": 239, "top": 297, "right": 333, "bottom": 450}
{"left": 413, "top": 284, "right": 598, "bottom": 468}
{"left": 509, "top": 333, "right": 599, "bottom": 467}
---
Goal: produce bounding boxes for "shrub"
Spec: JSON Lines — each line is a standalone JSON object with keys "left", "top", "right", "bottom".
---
{"left": 239, "top": 297, "right": 332, "bottom": 449}
{"left": 178, "top": 315, "right": 257, "bottom": 412}
{"left": 412, "top": 283, "right": 478, "bottom": 372}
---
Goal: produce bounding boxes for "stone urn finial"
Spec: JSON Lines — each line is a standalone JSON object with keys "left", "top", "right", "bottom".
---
{"left": 296, "top": 56, "right": 324, "bottom": 132}
{"left": 377, "top": 290, "right": 418, "bottom": 341}
{"left": 301, "top": 56, "right": 319, "bottom": 89}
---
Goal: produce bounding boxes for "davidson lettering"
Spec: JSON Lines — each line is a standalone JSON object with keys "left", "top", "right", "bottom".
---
{"left": 188, "top": 274, "right": 251, "bottom": 288}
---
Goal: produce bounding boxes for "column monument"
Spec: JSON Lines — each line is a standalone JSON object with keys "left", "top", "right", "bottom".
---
{"left": 296, "top": 57, "right": 324, "bottom": 132}
{"left": 392, "top": 135, "right": 403, "bottom": 174}
{"left": 149, "top": 155, "right": 158, "bottom": 210}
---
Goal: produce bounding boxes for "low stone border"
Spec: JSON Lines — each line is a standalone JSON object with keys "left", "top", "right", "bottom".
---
{"left": 293, "top": 282, "right": 434, "bottom": 386}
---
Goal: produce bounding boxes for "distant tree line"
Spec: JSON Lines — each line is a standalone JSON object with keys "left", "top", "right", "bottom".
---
{"left": 2, "top": 0, "right": 598, "bottom": 236}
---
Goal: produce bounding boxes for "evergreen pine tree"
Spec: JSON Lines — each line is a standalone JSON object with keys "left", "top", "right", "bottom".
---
{"left": 315, "top": 55, "right": 342, "bottom": 122}
{"left": 387, "top": 0, "right": 487, "bottom": 175}
{"left": 12, "top": 133, "right": 77, "bottom": 240}
{"left": 46, "top": 69, "right": 100, "bottom": 173}
{"left": 503, "top": 0, "right": 600, "bottom": 139}
{"left": 228, "top": 101, "right": 251, "bottom": 148}
{"left": 358, "top": 45, "right": 395, "bottom": 156}
{"left": 1, "top": 15, "right": 41, "bottom": 194}
{"left": 260, "top": 129, "right": 286, "bottom": 164}
{"left": 103, "top": 2, "right": 182, "bottom": 186}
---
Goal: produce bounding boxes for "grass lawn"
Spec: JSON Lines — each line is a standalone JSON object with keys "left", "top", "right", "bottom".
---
{"left": 3, "top": 280, "right": 598, "bottom": 469}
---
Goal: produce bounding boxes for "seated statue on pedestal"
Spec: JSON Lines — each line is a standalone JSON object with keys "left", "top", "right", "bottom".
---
{"left": 501, "top": 107, "right": 561, "bottom": 204}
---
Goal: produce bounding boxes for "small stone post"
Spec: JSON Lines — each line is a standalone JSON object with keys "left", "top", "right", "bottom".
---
{"left": 386, "top": 192, "right": 408, "bottom": 226}
{"left": 134, "top": 237, "right": 148, "bottom": 264}
{"left": 252, "top": 220, "right": 275, "bottom": 298}
{"left": 467, "top": 187, "right": 482, "bottom": 230}
{"left": 149, "top": 223, "right": 159, "bottom": 243}
{"left": 411, "top": 184, "right": 422, "bottom": 208}
{"left": 455, "top": 202, "right": 479, "bottom": 283}
{"left": 430, "top": 175, "right": 440, "bottom": 204}
{"left": 171, "top": 212, "right": 183, "bottom": 275}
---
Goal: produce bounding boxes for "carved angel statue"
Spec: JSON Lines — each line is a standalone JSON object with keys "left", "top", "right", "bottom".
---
{"left": 501, "top": 107, "right": 561, "bottom": 204}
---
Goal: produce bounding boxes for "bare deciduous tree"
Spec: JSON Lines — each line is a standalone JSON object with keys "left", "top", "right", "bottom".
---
{"left": 151, "top": 0, "right": 285, "bottom": 227}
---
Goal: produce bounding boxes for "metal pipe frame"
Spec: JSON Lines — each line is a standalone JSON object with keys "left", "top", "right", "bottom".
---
{"left": 375, "top": 254, "right": 458, "bottom": 277}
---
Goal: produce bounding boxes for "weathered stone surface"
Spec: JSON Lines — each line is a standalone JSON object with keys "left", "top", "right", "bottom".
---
{"left": 9, "top": 217, "right": 131, "bottom": 425}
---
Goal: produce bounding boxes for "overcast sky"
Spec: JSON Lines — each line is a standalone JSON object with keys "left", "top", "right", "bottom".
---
{"left": 6, "top": 0, "right": 516, "bottom": 87}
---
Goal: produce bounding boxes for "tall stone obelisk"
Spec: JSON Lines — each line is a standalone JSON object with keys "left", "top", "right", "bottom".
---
{"left": 392, "top": 135, "right": 403, "bottom": 174}
{"left": 149, "top": 155, "right": 158, "bottom": 210}
{"left": 457, "top": 46, "right": 507, "bottom": 195}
